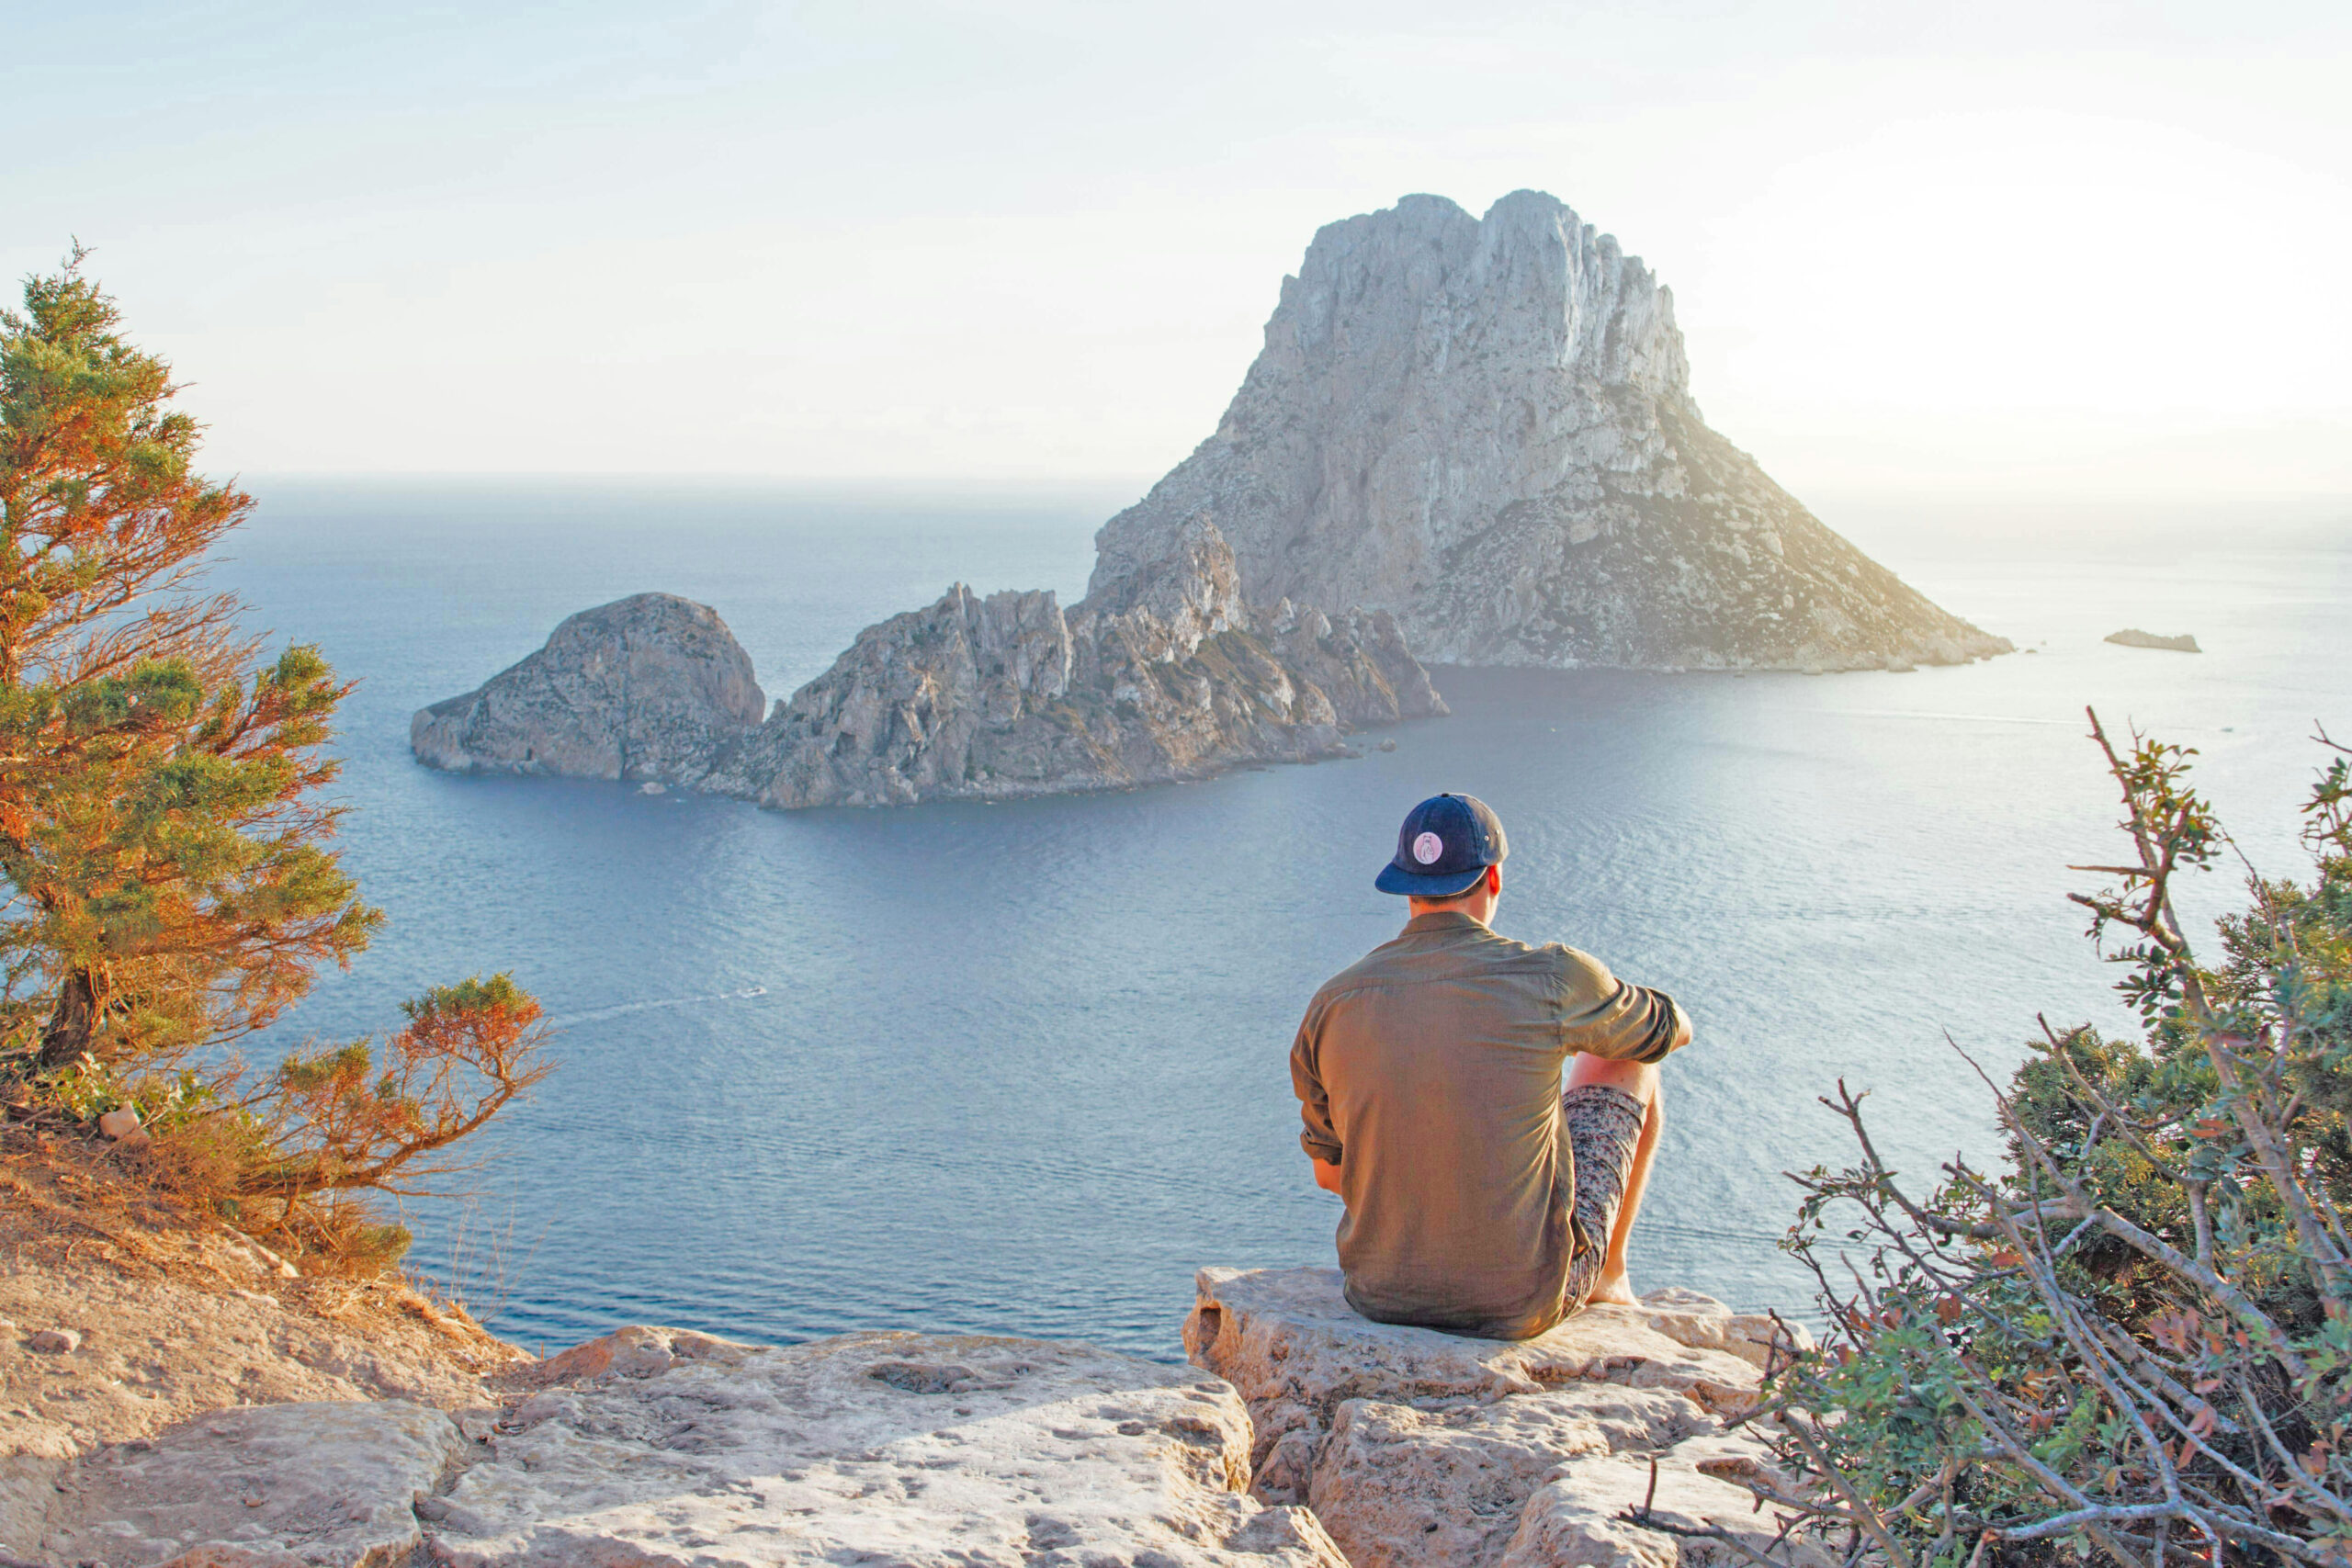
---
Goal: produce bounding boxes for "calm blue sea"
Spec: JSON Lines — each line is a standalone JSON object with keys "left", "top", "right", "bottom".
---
{"left": 211, "top": 481, "right": 2351, "bottom": 1357}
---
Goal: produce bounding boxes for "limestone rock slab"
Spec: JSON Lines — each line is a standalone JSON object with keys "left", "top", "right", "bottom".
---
{"left": 1185, "top": 1267, "right": 1763, "bottom": 1505}
{"left": 1632, "top": 1286, "right": 1812, "bottom": 1372}
{"left": 1091, "top": 190, "right": 2009, "bottom": 672}
{"left": 1308, "top": 1384, "right": 1708, "bottom": 1567}
{"left": 39, "top": 1399, "right": 463, "bottom": 1568}
{"left": 428, "top": 1325, "right": 1346, "bottom": 1567}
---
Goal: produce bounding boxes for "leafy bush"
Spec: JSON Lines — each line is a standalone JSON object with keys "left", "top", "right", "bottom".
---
{"left": 1738, "top": 712, "right": 2350, "bottom": 1567}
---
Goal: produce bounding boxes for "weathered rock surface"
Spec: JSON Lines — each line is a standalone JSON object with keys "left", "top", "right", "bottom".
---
{"left": 1632, "top": 1284, "right": 1808, "bottom": 1373}
{"left": 739, "top": 517, "right": 1444, "bottom": 808}
{"left": 12, "top": 1314, "right": 1345, "bottom": 1566}
{"left": 411, "top": 592, "right": 765, "bottom": 786}
{"left": 6, "top": 1235, "right": 1823, "bottom": 1568}
{"left": 1309, "top": 1383, "right": 1704, "bottom": 1566}
{"left": 1501, "top": 1433, "right": 1832, "bottom": 1568}
{"left": 2105, "top": 627, "right": 2200, "bottom": 652}
{"left": 1188, "top": 1267, "right": 1814, "bottom": 1567}
{"left": 1184, "top": 1266, "right": 1768, "bottom": 1500}
{"left": 428, "top": 1324, "right": 1345, "bottom": 1566}
{"left": 0, "top": 1242, "right": 520, "bottom": 1560}
{"left": 38, "top": 1399, "right": 464, "bottom": 1568}
{"left": 1091, "top": 191, "right": 2010, "bottom": 673}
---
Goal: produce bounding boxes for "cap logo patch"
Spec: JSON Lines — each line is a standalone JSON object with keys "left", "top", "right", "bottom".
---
{"left": 1411, "top": 831, "right": 1444, "bottom": 865}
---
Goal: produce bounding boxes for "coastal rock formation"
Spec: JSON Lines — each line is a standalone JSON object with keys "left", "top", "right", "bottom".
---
{"left": 2105, "top": 627, "right": 2201, "bottom": 652}
{"left": 411, "top": 592, "right": 765, "bottom": 787}
{"left": 1188, "top": 1266, "right": 1815, "bottom": 1566}
{"left": 417, "top": 521, "right": 1446, "bottom": 809}
{"left": 1091, "top": 191, "right": 2009, "bottom": 672}
{"left": 429, "top": 1325, "right": 1344, "bottom": 1566}
{"left": 741, "top": 517, "right": 1443, "bottom": 808}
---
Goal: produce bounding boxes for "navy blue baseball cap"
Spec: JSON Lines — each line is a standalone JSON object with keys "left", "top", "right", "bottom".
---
{"left": 1374, "top": 793, "right": 1509, "bottom": 897}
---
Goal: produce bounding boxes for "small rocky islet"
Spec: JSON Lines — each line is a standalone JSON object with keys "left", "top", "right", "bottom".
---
{"left": 413, "top": 189, "right": 2010, "bottom": 808}
{"left": 2104, "top": 627, "right": 2201, "bottom": 652}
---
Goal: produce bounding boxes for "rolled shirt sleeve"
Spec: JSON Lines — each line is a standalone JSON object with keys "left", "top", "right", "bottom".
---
{"left": 1291, "top": 1008, "right": 1345, "bottom": 1165}
{"left": 1554, "top": 950, "right": 1692, "bottom": 1064}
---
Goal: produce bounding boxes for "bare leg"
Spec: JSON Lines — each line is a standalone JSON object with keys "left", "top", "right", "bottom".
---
{"left": 1565, "top": 1054, "right": 1664, "bottom": 1306}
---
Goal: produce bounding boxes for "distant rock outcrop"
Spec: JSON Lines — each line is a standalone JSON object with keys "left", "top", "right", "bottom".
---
{"left": 416, "top": 525, "right": 1444, "bottom": 809}
{"left": 2105, "top": 628, "right": 2201, "bottom": 652}
{"left": 735, "top": 517, "right": 1443, "bottom": 808}
{"left": 411, "top": 593, "right": 765, "bottom": 788}
{"left": 1091, "top": 190, "right": 2009, "bottom": 672}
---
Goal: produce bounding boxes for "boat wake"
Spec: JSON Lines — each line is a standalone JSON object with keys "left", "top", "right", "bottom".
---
{"left": 547, "top": 986, "right": 772, "bottom": 1030}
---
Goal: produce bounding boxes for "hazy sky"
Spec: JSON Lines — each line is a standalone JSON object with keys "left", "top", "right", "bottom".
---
{"left": 8, "top": 2, "right": 2349, "bottom": 507}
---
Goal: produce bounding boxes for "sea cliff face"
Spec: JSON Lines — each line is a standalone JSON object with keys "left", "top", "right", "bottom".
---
{"left": 1091, "top": 190, "right": 2008, "bottom": 672}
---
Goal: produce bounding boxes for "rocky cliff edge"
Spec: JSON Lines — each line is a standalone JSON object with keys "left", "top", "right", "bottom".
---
{"left": 5, "top": 1248, "right": 1811, "bottom": 1566}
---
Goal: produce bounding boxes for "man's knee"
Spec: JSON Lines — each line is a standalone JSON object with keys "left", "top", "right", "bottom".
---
{"left": 1566, "top": 1054, "right": 1660, "bottom": 1104}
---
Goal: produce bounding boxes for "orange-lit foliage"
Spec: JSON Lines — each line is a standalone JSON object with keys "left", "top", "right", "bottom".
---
{"left": 250, "top": 976, "right": 554, "bottom": 1204}
{"left": 0, "top": 254, "right": 550, "bottom": 1272}
{"left": 0, "top": 248, "right": 378, "bottom": 1073}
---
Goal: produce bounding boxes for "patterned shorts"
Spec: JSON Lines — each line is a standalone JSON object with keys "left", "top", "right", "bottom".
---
{"left": 1560, "top": 1084, "right": 1647, "bottom": 1312}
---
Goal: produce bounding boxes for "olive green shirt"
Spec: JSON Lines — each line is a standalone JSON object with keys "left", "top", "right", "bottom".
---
{"left": 1290, "top": 910, "right": 1691, "bottom": 1339}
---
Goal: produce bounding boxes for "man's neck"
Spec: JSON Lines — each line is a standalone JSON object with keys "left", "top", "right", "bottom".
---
{"left": 1407, "top": 900, "right": 1495, "bottom": 927}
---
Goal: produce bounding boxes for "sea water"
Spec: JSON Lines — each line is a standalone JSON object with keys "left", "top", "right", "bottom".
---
{"left": 213, "top": 481, "right": 2351, "bottom": 1356}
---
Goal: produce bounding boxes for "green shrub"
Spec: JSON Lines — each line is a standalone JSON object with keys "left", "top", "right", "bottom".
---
{"left": 1728, "top": 713, "right": 2351, "bottom": 1568}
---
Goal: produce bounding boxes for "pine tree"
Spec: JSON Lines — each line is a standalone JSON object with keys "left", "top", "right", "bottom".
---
{"left": 0, "top": 250, "right": 379, "bottom": 1076}
{"left": 0, "top": 254, "right": 550, "bottom": 1269}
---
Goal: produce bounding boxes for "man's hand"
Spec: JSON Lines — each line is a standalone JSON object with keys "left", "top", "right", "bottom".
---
{"left": 1311, "top": 1157, "right": 1343, "bottom": 1195}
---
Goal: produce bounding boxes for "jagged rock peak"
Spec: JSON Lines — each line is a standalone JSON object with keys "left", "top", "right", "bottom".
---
{"left": 1091, "top": 512, "right": 1253, "bottom": 646}
{"left": 410, "top": 592, "right": 765, "bottom": 787}
{"left": 1091, "top": 190, "right": 2010, "bottom": 672}
{"left": 742, "top": 517, "right": 1445, "bottom": 810}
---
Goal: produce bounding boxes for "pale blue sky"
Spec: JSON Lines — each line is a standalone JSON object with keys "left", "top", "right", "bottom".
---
{"left": 7, "top": 2, "right": 2348, "bottom": 508}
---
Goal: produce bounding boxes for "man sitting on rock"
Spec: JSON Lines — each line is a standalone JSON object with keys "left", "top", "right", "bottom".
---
{"left": 1292, "top": 793, "right": 1690, "bottom": 1339}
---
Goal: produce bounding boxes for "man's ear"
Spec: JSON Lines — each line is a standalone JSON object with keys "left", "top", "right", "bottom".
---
{"left": 1487, "top": 864, "right": 1502, "bottom": 896}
